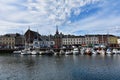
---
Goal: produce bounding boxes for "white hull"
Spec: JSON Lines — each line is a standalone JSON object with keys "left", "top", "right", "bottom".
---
{"left": 13, "top": 50, "right": 21, "bottom": 54}
{"left": 73, "top": 48, "right": 79, "bottom": 55}
{"left": 31, "top": 50, "right": 39, "bottom": 55}
{"left": 59, "top": 50, "right": 65, "bottom": 55}
{"left": 21, "top": 50, "right": 31, "bottom": 55}
{"left": 65, "top": 51, "right": 73, "bottom": 55}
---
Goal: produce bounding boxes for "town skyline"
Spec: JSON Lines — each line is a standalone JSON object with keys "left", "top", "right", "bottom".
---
{"left": 0, "top": 0, "right": 120, "bottom": 36}
{"left": 0, "top": 27, "right": 120, "bottom": 37}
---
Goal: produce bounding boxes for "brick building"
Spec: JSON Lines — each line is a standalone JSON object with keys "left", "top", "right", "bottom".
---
{"left": 54, "top": 26, "right": 62, "bottom": 48}
{"left": 24, "top": 29, "right": 40, "bottom": 45}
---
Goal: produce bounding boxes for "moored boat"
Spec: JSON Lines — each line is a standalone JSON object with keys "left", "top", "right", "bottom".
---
{"left": 31, "top": 50, "right": 39, "bottom": 55}
{"left": 13, "top": 50, "right": 21, "bottom": 54}
{"left": 72, "top": 48, "right": 79, "bottom": 55}
{"left": 84, "top": 48, "right": 92, "bottom": 55}
{"left": 65, "top": 50, "right": 73, "bottom": 55}
{"left": 59, "top": 49, "right": 65, "bottom": 55}
{"left": 21, "top": 49, "right": 32, "bottom": 55}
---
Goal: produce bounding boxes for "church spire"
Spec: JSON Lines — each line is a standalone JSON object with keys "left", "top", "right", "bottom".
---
{"left": 56, "top": 25, "right": 59, "bottom": 34}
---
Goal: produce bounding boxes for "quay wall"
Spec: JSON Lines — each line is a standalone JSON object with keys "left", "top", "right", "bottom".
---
{"left": 0, "top": 48, "right": 73, "bottom": 53}
{"left": 0, "top": 49, "right": 17, "bottom": 53}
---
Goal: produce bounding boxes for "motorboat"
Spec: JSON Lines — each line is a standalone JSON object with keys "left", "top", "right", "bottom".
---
{"left": 112, "top": 49, "right": 120, "bottom": 54}
{"left": 13, "top": 50, "right": 21, "bottom": 54}
{"left": 96, "top": 50, "right": 101, "bottom": 54}
{"left": 21, "top": 49, "right": 32, "bottom": 55}
{"left": 59, "top": 49, "right": 65, "bottom": 55}
{"left": 106, "top": 48, "right": 112, "bottom": 55}
{"left": 117, "top": 50, "right": 120, "bottom": 54}
{"left": 54, "top": 52, "right": 59, "bottom": 55}
{"left": 31, "top": 50, "right": 39, "bottom": 55}
{"left": 39, "top": 51, "right": 46, "bottom": 55}
{"left": 91, "top": 49, "right": 97, "bottom": 55}
{"left": 100, "top": 49, "right": 106, "bottom": 55}
{"left": 80, "top": 48, "right": 85, "bottom": 55}
{"left": 45, "top": 49, "right": 54, "bottom": 55}
{"left": 65, "top": 50, "right": 73, "bottom": 55}
{"left": 72, "top": 48, "right": 79, "bottom": 55}
{"left": 112, "top": 49, "right": 118, "bottom": 54}
{"left": 85, "top": 48, "right": 92, "bottom": 55}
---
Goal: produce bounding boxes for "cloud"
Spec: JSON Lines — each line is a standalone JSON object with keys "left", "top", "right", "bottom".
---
{"left": 0, "top": 0, "right": 120, "bottom": 36}
{"left": 59, "top": 0, "right": 120, "bottom": 36}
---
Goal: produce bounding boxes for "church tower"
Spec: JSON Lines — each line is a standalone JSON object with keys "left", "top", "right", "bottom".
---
{"left": 54, "top": 26, "right": 62, "bottom": 49}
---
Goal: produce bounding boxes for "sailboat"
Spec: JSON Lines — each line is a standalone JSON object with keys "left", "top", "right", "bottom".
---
{"left": 45, "top": 34, "right": 54, "bottom": 55}
{"left": 31, "top": 29, "right": 40, "bottom": 55}
{"left": 21, "top": 27, "right": 32, "bottom": 55}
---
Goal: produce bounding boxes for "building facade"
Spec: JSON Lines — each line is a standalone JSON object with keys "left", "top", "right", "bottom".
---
{"left": 117, "top": 37, "right": 120, "bottom": 47}
{"left": 62, "top": 35, "right": 85, "bottom": 46}
{"left": 0, "top": 35, "right": 15, "bottom": 48}
{"left": 54, "top": 26, "right": 62, "bottom": 48}
{"left": 0, "top": 33, "right": 25, "bottom": 49}
{"left": 33, "top": 39, "right": 55, "bottom": 48}
{"left": 107, "top": 35, "right": 118, "bottom": 47}
{"left": 108, "top": 35, "right": 117, "bottom": 44}
{"left": 98, "top": 35, "right": 108, "bottom": 45}
{"left": 15, "top": 35, "right": 25, "bottom": 48}
{"left": 85, "top": 35, "right": 99, "bottom": 46}
{"left": 24, "top": 29, "right": 40, "bottom": 45}
{"left": 117, "top": 38, "right": 120, "bottom": 44}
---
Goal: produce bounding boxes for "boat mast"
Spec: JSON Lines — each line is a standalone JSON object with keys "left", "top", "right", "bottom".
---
{"left": 28, "top": 26, "right": 30, "bottom": 48}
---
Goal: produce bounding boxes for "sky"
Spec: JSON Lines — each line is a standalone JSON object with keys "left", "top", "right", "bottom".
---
{"left": 0, "top": 0, "right": 120, "bottom": 36}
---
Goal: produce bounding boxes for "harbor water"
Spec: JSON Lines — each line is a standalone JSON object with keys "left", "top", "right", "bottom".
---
{"left": 0, "top": 54, "right": 120, "bottom": 80}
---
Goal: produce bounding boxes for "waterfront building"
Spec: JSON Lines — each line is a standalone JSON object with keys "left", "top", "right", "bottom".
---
{"left": 24, "top": 28, "right": 40, "bottom": 46}
{"left": 117, "top": 37, "right": 120, "bottom": 47}
{"left": 24, "top": 28, "right": 56, "bottom": 49}
{"left": 0, "top": 36, "right": 2, "bottom": 47}
{"left": 15, "top": 34, "right": 25, "bottom": 48}
{"left": 97, "top": 34, "right": 118, "bottom": 48}
{"left": 108, "top": 35, "right": 117, "bottom": 44}
{"left": 85, "top": 35, "right": 99, "bottom": 47}
{"left": 0, "top": 33, "right": 25, "bottom": 49}
{"left": 54, "top": 26, "right": 62, "bottom": 48}
{"left": 85, "top": 34, "right": 118, "bottom": 47}
{"left": 0, "top": 34, "right": 15, "bottom": 49}
{"left": 107, "top": 35, "right": 118, "bottom": 48}
{"left": 97, "top": 35, "right": 109, "bottom": 46}
{"left": 62, "top": 35, "right": 85, "bottom": 46}
{"left": 33, "top": 35, "right": 55, "bottom": 48}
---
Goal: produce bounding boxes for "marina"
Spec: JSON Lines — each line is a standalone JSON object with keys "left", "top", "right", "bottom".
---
{"left": 0, "top": 0, "right": 120, "bottom": 80}
{"left": 11, "top": 47, "right": 120, "bottom": 56}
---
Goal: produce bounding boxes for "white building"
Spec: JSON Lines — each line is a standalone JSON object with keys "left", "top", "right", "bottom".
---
{"left": 62, "top": 36, "right": 85, "bottom": 46}
{"left": 33, "top": 39, "right": 55, "bottom": 48}
{"left": 117, "top": 38, "right": 120, "bottom": 44}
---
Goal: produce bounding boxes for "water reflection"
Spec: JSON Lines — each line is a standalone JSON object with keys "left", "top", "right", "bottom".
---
{"left": 0, "top": 54, "right": 120, "bottom": 80}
